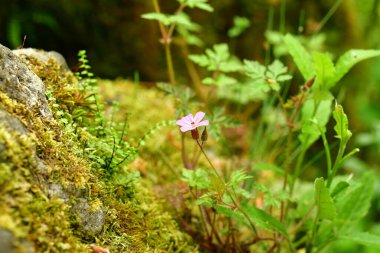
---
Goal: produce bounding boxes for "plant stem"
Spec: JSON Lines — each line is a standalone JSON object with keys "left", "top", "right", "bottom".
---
{"left": 179, "top": 41, "right": 206, "bottom": 101}
{"left": 152, "top": 0, "right": 176, "bottom": 84}
{"left": 165, "top": 43, "right": 176, "bottom": 84}
{"left": 307, "top": 213, "right": 319, "bottom": 253}
{"left": 195, "top": 139, "right": 259, "bottom": 235}
{"left": 315, "top": 0, "right": 344, "bottom": 33}
{"left": 317, "top": 125, "right": 332, "bottom": 184}
{"left": 327, "top": 141, "right": 345, "bottom": 187}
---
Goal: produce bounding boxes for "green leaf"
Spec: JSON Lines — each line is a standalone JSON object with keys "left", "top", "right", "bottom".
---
{"left": 181, "top": 168, "right": 210, "bottom": 189}
{"left": 339, "top": 232, "right": 380, "bottom": 248}
{"left": 240, "top": 203, "right": 288, "bottom": 236}
{"left": 190, "top": 44, "right": 242, "bottom": 72}
{"left": 332, "top": 49, "right": 380, "bottom": 85}
{"left": 141, "top": 13, "right": 171, "bottom": 26}
{"left": 314, "top": 177, "right": 336, "bottom": 220}
{"left": 229, "top": 169, "right": 252, "bottom": 187}
{"left": 215, "top": 205, "right": 247, "bottom": 225}
{"left": 313, "top": 52, "right": 336, "bottom": 89}
{"left": 335, "top": 172, "right": 374, "bottom": 232}
{"left": 178, "top": 0, "right": 214, "bottom": 12}
{"left": 228, "top": 16, "right": 251, "bottom": 38}
{"left": 244, "top": 60, "right": 266, "bottom": 80}
{"left": 283, "top": 34, "right": 314, "bottom": 80}
{"left": 331, "top": 180, "right": 350, "bottom": 198}
{"left": 333, "top": 104, "right": 352, "bottom": 143}
{"left": 252, "top": 163, "right": 284, "bottom": 176}
{"left": 299, "top": 99, "right": 332, "bottom": 149}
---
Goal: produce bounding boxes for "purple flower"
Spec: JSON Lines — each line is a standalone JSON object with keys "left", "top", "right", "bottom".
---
{"left": 176, "top": 112, "right": 209, "bottom": 133}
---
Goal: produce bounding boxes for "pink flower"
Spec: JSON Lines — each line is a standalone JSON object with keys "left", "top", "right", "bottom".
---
{"left": 176, "top": 111, "right": 209, "bottom": 132}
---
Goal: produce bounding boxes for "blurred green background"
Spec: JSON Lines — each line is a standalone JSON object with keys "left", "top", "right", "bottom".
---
{"left": 1, "top": 0, "right": 379, "bottom": 251}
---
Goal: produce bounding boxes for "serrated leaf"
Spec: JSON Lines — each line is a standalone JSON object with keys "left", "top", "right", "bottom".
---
{"left": 178, "top": 0, "right": 214, "bottom": 12}
{"left": 244, "top": 60, "right": 266, "bottom": 80}
{"left": 229, "top": 169, "right": 252, "bottom": 187}
{"left": 195, "top": 193, "right": 216, "bottom": 207}
{"left": 314, "top": 177, "right": 336, "bottom": 220}
{"left": 283, "top": 34, "right": 314, "bottom": 80}
{"left": 339, "top": 232, "right": 380, "bottom": 248}
{"left": 141, "top": 13, "right": 172, "bottom": 26}
{"left": 335, "top": 172, "right": 374, "bottom": 232}
{"left": 228, "top": 16, "right": 251, "bottom": 38}
{"left": 188, "top": 54, "right": 209, "bottom": 67}
{"left": 333, "top": 105, "right": 352, "bottom": 143}
{"left": 181, "top": 168, "right": 210, "bottom": 189}
{"left": 332, "top": 49, "right": 380, "bottom": 85}
{"left": 240, "top": 203, "right": 288, "bottom": 236}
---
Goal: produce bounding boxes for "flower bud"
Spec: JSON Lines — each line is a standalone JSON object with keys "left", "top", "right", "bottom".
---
{"left": 201, "top": 127, "right": 208, "bottom": 142}
{"left": 191, "top": 128, "right": 199, "bottom": 140}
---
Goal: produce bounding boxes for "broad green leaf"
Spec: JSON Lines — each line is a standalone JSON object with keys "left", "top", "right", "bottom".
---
{"left": 178, "top": 0, "right": 214, "bottom": 12}
{"left": 283, "top": 34, "right": 314, "bottom": 80}
{"left": 339, "top": 232, "right": 380, "bottom": 248}
{"left": 314, "top": 177, "right": 336, "bottom": 220}
{"left": 331, "top": 180, "right": 350, "bottom": 198}
{"left": 240, "top": 203, "right": 288, "bottom": 236}
{"left": 299, "top": 99, "right": 332, "bottom": 149}
{"left": 141, "top": 13, "right": 171, "bottom": 26}
{"left": 333, "top": 105, "right": 352, "bottom": 143}
{"left": 332, "top": 49, "right": 380, "bottom": 85}
{"left": 335, "top": 172, "right": 375, "bottom": 232}
{"left": 313, "top": 52, "right": 336, "bottom": 89}
{"left": 228, "top": 16, "right": 251, "bottom": 38}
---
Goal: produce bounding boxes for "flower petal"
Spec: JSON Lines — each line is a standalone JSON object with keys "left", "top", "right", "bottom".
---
{"left": 176, "top": 113, "right": 193, "bottom": 127}
{"left": 196, "top": 120, "right": 209, "bottom": 127}
{"left": 176, "top": 119, "right": 189, "bottom": 127}
{"left": 180, "top": 125, "right": 194, "bottom": 132}
{"left": 193, "top": 111, "right": 205, "bottom": 124}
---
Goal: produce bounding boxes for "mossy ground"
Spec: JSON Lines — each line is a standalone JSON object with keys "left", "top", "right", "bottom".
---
{"left": 0, "top": 55, "right": 194, "bottom": 252}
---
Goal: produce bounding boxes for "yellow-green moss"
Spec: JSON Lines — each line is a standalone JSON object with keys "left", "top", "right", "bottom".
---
{"left": 0, "top": 53, "right": 193, "bottom": 252}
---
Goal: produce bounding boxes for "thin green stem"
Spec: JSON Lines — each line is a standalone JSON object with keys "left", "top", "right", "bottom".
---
{"left": 290, "top": 148, "right": 306, "bottom": 195}
{"left": 317, "top": 125, "right": 332, "bottom": 182}
{"left": 165, "top": 43, "right": 176, "bottom": 84}
{"left": 151, "top": 0, "right": 176, "bottom": 84}
{"left": 327, "top": 142, "right": 345, "bottom": 187}
{"left": 195, "top": 139, "right": 259, "bottom": 236}
{"left": 315, "top": 0, "right": 344, "bottom": 33}
{"left": 307, "top": 213, "right": 319, "bottom": 253}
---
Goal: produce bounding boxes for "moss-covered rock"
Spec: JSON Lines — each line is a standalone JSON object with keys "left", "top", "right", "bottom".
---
{"left": 0, "top": 44, "right": 192, "bottom": 252}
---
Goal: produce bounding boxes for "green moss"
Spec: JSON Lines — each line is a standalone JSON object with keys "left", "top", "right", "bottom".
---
{"left": 0, "top": 53, "right": 193, "bottom": 252}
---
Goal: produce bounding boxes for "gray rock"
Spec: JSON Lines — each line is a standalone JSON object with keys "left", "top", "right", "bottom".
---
{"left": 0, "top": 109, "right": 28, "bottom": 163}
{"left": 72, "top": 198, "right": 104, "bottom": 236}
{"left": 0, "top": 44, "right": 52, "bottom": 118}
{"left": 13, "top": 48, "right": 70, "bottom": 71}
{"left": 47, "top": 183, "right": 69, "bottom": 202}
{"left": 0, "top": 229, "right": 15, "bottom": 253}
{"left": 0, "top": 229, "right": 34, "bottom": 253}
{"left": 0, "top": 108, "right": 27, "bottom": 135}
